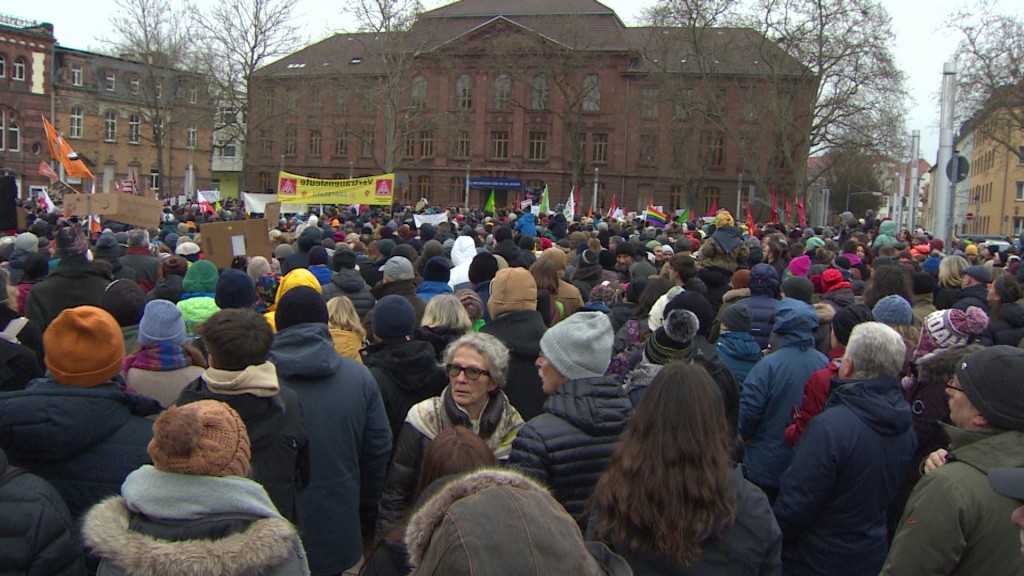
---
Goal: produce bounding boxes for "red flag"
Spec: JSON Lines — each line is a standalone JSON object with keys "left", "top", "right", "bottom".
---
{"left": 38, "top": 161, "right": 59, "bottom": 181}
{"left": 796, "top": 198, "right": 807, "bottom": 227}
{"left": 42, "top": 115, "right": 94, "bottom": 180}
{"left": 708, "top": 199, "right": 718, "bottom": 217}
{"left": 746, "top": 200, "right": 755, "bottom": 231}
{"left": 608, "top": 194, "right": 617, "bottom": 218}
{"left": 770, "top": 185, "right": 778, "bottom": 222}
{"left": 784, "top": 196, "right": 792, "bottom": 223}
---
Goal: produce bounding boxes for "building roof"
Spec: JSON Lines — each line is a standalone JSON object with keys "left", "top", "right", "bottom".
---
{"left": 255, "top": 32, "right": 388, "bottom": 77}
{"left": 421, "top": 0, "right": 621, "bottom": 21}
{"left": 624, "top": 27, "right": 808, "bottom": 76}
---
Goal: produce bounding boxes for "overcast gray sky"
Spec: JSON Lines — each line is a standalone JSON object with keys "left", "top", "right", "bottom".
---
{"left": 27, "top": 0, "right": 998, "bottom": 165}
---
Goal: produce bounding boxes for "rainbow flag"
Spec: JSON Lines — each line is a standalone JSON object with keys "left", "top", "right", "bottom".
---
{"left": 645, "top": 204, "right": 668, "bottom": 227}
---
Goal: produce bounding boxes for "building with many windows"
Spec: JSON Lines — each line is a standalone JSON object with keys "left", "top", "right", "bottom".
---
{"left": 247, "top": 0, "right": 815, "bottom": 214}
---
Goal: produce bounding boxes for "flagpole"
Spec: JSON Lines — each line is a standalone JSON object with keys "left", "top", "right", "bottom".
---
{"left": 593, "top": 167, "right": 599, "bottom": 215}
{"left": 464, "top": 164, "right": 470, "bottom": 211}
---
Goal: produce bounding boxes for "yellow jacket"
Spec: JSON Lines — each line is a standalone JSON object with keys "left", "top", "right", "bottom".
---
{"left": 329, "top": 329, "right": 364, "bottom": 363}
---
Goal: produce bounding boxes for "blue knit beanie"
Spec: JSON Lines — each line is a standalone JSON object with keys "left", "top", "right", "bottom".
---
{"left": 872, "top": 295, "right": 913, "bottom": 326}
{"left": 138, "top": 299, "right": 187, "bottom": 346}
{"left": 372, "top": 295, "right": 416, "bottom": 341}
{"left": 215, "top": 268, "right": 257, "bottom": 310}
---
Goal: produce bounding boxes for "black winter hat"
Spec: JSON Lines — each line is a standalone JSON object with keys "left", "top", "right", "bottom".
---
{"left": 494, "top": 226, "right": 513, "bottom": 243}
{"left": 275, "top": 286, "right": 329, "bottom": 331}
{"left": 468, "top": 253, "right": 499, "bottom": 285}
{"left": 215, "top": 268, "right": 257, "bottom": 310}
{"left": 422, "top": 256, "right": 451, "bottom": 283}
{"left": 782, "top": 276, "right": 814, "bottom": 304}
{"left": 831, "top": 303, "right": 873, "bottom": 346}
{"left": 664, "top": 291, "right": 714, "bottom": 338}
{"left": 911, "top": 271, "right": 937, "bottom": 295}
{"left": 721, "top": 304, "right": 752, "bottom": 333}
{"left": 332, "top": 247, "right": 357, "bottom": 271}
{"left": 308, "top": 246, "right": 329, "bottom": 266}
{"left": 298, "top": 226, "right": 323, "bottom": 251}
{"left": 956, "top": 345, "right": 1024, "bottom": 431}
{"left": 101, "top": 279, "right": 146, "bottom": 327}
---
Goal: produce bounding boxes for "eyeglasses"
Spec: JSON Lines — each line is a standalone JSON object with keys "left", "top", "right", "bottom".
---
{"left": 446, "top": 363, "right": 491, "bottom": 381}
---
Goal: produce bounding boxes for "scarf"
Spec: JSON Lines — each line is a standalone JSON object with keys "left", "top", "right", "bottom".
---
{"left": 201, "top": 362, "right": 280, "bottom": 397}
{"left": 121, "top": 465, "right": 282, "bottom": 521}
{"left": 123, "top": 343, "right": 193, "bottom": 373}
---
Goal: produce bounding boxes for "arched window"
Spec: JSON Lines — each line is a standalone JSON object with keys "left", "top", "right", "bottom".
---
{"left": 531, "top": 74, "right": 548, "bottom": 110}
{"left": 411, "top": 75, "right": 427, "bottom": 109}
{"left": 8, "top": 120, "right": 19, "bottom": 151}
{"left": 70, "top": 106, "right": 83, "bottom": 138}
{"left": 12, "top": 57, "right": 26, "bottom": 81}
{"left": 0, "top": 55, "right": 6, "bottom": 78}
{"left": 582, "top": 73, "right": 601, "bottom": 111}
{"left": 492, "top": 72, "right": 511, "bottom": 110}
{"left": 455, "top": 74, "right": 472, "bottom": 110}
{"left": 104, "top": 110, "right": 117, "bottom": 142}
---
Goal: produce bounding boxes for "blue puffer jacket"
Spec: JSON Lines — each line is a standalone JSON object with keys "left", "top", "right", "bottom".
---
{"left": 717, "top": 331, "right": 762, "bottom": 383}
{"left": 270, "top": 323, "right": 392, "bottom": 575}
{"left": 774, "top": 376, "right": 916, "bottom": 576}
{"left": 508, "top": 376, "right": 632, "bottom": 525}
{"left": 513, "top": 212, "right": 537, "bottom": 238}
{"left": 742, "top": 264, "right": 781, "bottom": 350}
{"left": 0, "top": 380, "right": 159, "bottom": 518}
{"left": 415, "top": 280, "right": 453, "bottom": 303}
{"left": 740, "top": 299, "right": 827, "bottom": 490}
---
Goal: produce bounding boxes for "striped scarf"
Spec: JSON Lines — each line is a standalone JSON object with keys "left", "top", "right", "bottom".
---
{"left": 123, "top": 342, "right": 193, "bottom": 372}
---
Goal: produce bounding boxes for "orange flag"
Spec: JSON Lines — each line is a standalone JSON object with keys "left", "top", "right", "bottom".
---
{"left": 42, "top": 115, "right": 94, "bottom": 180}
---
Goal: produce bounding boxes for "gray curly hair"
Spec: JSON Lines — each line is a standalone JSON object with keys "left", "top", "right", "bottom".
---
{"left": 442, "top": 332, "right": 510, "bottom": 388}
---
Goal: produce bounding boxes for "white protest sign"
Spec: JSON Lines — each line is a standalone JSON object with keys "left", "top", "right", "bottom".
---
{"left": 414, "top": 212, "right": 449, "bottom": 227}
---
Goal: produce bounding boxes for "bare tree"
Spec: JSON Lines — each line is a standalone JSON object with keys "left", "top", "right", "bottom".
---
{"left": 188, "top": 0, "right": 306, "bottom": 176}
{"left": 107, "top": 0, "right": 202, "bottom": 196}
{"left": 949, "top": 2, "right": 1024, "bottom": 162}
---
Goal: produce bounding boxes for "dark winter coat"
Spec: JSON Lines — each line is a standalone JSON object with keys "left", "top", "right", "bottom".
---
{"left": 270, "top": 322, "right": 392, "bottom": 574}
{"left": 698, "top": 265, "right": 733, "bottom": 316}
{"left": 0, "top": 306, "right": 45, "bottom": 373}
{"left": 588, "top": 466, "right": 782, "bottom": 576}
{"left": 507, "top": 376, "right": 632, "bottom": 524}
{"left": 119, "top": 249, "right": 160, "bottom": 292}
{"left": 413, "top": 325, "right": 463, "bottom": 362}
{"left": 0, "top": 380, "right": 159, "bottom": 518}
{"left": 369, "top": 280, "right": 427, "bottom": 327}
{"left": 571, "top": 262, "right": 604, "bottom": 302}
{"left": 608, "top": 301, "right": 637, "bottom": 333}
{"left": 174, "top": 378, "right": 311, "bottom": 525}
{"left": 933, "top": 285, "right": 959, "bottom": 310}
{"left": 739, "top": 299, "right": 828, "bottom": 491}
{"left": 0, "top": 448, "right": 86, "bottom": 575}
{"left": 774, "top": 376, "right": 915, "bottom": 576}
{"left": 716, "top": 330, "right": 762, "bottom": 384}
{"left": 549, "top": 213, "right": 568, "bottom": 239}
{"left": 952, "top": 283, "right": 989, "bottom": 313}
{"left": 990, "top": 301, "right": 1024, "bottom": 346}
{"left": 3, "top": 249, "right": 31, "bottom": 285}
{"left": 146, "top": 274, "right": 184, "bottom": 303}
{"left": 493, "top": 239, "right": 530, "bottom": 269}
{"left": 363, "top": 339, "right": 447, "bottom": 440}
{"left": 321, "top": 268, "right": 375, "bottom": 318}
{"left": 359, "top": 254, "right": 382, "bottom": 288}
{"left": 24, "top": 255, "right": 111, "bottom": 331}
{"left": 820, "top": 287, "right": 856, "bottom": 313}
{"left": 738, "top": 293, "right": 779, "bottom": 350}
{"left": 480, "top": 310, "right": 548, "bottom": 420}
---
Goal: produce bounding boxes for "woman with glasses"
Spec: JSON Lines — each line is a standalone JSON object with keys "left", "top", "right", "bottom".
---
{"left": 375, "top": 332, "right": 524, "bottom": 537}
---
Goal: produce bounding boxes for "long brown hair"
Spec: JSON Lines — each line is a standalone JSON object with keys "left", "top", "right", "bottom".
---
{"left": 413, "top": 425, "right": 497, "bottom": 503}
{"left": 589, "top": 362, "right": 736, "bottom": 565}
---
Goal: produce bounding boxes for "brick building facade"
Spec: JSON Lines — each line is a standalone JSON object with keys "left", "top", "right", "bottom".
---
{"left": 247, "top": 0, "right": 815, "bottom": 216}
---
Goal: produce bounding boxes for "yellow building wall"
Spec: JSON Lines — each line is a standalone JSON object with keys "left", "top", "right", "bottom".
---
{"left": 965, "top": 117, "right": 1024, "bottom": 237}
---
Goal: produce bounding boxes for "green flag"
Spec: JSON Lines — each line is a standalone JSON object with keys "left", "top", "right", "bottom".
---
{"left": 676, "top": 208, "right": 689, "bottom": 223}
{"left": 539, "top": 184, "right": 549, "bottom": 214}
{"left": 484, "top": 189, "right": 495, "bottom": 213}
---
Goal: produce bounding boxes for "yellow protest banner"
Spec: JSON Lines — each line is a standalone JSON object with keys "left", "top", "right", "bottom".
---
{"left": 276, "top": 171, "right": 394, "bottom": 205}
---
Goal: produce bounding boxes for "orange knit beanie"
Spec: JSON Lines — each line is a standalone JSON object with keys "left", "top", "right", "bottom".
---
{"left": 43, "top": 306, "right": 125, "bottom": 387}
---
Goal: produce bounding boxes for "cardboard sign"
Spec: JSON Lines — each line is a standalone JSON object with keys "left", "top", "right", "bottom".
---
{"left": 16, "top": 206, "right": 26, "bottom": 231}
{"left": 200, "top": 219, "right": 272, "bottom": 269}
{"left": 264, "top": 202, "right": 281, "bottom": 228}
{"left": 63, "top": 193, "right": 163, "bottom": 229}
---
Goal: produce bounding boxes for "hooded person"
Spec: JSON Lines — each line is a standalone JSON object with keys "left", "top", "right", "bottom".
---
{"left": 871, "top": 219, "right": 899, "bottom": 252}
{"left": 403, "top": 468, "right": 631, "bottom": 576}
{"left": 320, "top": 247, "right": 375, "bottom": 318}
{"left": 173, "top": 308, "right": 309, "bottom": 525}
{"left": 480, "top": 268, "right": 548, "bottom": 420}
{"left": 269, "top": 286, "right": 392, "bottom": 574}
{"left": 81, "top": 400, "right": 311, "bottom": 575}
{"left": 774, "top": 322, "right": 916, "bottom": 576}
{"left": 739, "top": 298, "right": 828, "bottom": 501}
{"left": 364, "top": 295, "right": 448, "bottom": 441}
{"left": 24, "top": 224, "right": 111, "bottom": 332}
{"left": 536, "top": 248, "right": 584, "bottom": 318}
{"left": 416, "top": 256, "right": 454, "bottom": 303}
{"left": 468, "top": 252, "right": 499, "bottom": 322}
{"left": 447, "top": 236, "right": 479, "bottom": 290}
{"left": 0, "top": 306, "right": 161, "bottom": 518}
{"left": 280, "top": 225, "right": 325, "bottom": 276}
{"left": 736, "top": 263, "right": 781, "bottom": 351}
{"left": 176, "top": 260, "right": 220, "bottom": 334}
{"left": 263, "top": 268, "right": 322, "bottom": 332}
{"left": 698, "top": 210, "right": 749, "bottom": 274}
{"left": 508, "top": 312, "right": 632, "bottom": 525}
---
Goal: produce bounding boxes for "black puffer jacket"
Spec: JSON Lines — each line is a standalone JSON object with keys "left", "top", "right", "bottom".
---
{"left": 0, "top": 448, "right": 86, "bottom": 575}
{"left": 493, "top": 239, "right": 529, "bottom": 269}
{"left": 173, "top": 378, "right": 310, "bottom": 525}
{"left": 990, "top": 301, "right": 1024, "bottom": 346}
{"left": 952, "top": 283, "right": 989, "bottom": 313}
{"left": 480, "top": 310, "right": 548, "bottom": 420}
{"left": 363, "top": 339, "right": 447, "bottom": 440}
{"left": 321, "top": 268, "right": 376, "bottom": 319}
{"left": 698, "top": 265, "right": 733, "bottom": 316}
{"left": 507, "top": 376, "right": 632, "bottom": 524}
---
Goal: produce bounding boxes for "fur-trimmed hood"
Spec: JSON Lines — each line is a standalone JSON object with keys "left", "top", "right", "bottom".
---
{"left": 722, "top": 286, "right": 751, "bottom": 303}
{"left": 404, "top": 469, "right": 627, "bottom": 575}
{"left": 82, "top": 496, "right": 309, "bottom": 576}
{"left": 813, "top": 302, "right": 836, "bottom": 325}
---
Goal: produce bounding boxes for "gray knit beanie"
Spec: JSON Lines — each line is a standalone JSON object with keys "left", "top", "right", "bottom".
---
{"left": 539, "top": 311, "right": 613, "bottom": 380}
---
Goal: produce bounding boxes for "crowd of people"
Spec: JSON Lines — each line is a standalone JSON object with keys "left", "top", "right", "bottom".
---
{"left": 2, "top": 198, "right": 1024, "bottom": 575}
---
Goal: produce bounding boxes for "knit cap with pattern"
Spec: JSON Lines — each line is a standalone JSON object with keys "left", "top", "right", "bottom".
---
{"left": 872, "top": 295, "right": 913, "bottom": 326}
{"left": 147, "top": 399, "right": 251, "bottom": 477}
{"left": 914, "top": 306, "right": 989, "bottom": 359}
{"left": 44, "top": 306, "right": 125, "bottom": 387}
{"left": 539, "top": 311, "right": 613, "bottom": 380}
{"left": 645, "top": 309, "right": 699, "bottom": 366}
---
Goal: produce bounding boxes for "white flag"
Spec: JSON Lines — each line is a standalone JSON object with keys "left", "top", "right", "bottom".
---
{"left": 564, "top": 187, "right": 575, "bottom": 220}
{"left": 40, "top": 190, "right": 56, "bottom": 213}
